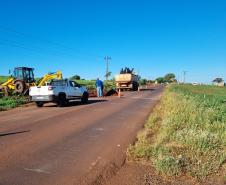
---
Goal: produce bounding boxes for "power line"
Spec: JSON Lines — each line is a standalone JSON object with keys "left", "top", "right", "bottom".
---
{"left": 0, "top": 25, "right": 104, "bottom": 59}
{"left": 0, "top": 36, "right": 101, "bottom": 61}
{"left": 0, "top": 38, "right": 52, "bottom": 54}
{"left": 0, "top": 39, "right": 76, "bottom": 59}
{"left": 0, "top": 39, "right": 102, "bottom": 63}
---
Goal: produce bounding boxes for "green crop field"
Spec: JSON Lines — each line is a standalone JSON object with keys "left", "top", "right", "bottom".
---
{"left": 128, "top": 85, "right": 226, "bottom": 180}
{"left": 176, "top": 84, "right": 226, "bottom": 97}
{"left": 0, "top": 76, "right": 9, "bottom": 84}
{"left": 75, "top": 79, "right": 116, "bottom": 91}
{"left": 74, "top": 80, "right": 96, "bottom": 89}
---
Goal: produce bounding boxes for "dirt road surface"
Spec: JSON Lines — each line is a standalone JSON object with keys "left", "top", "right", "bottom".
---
{"left": 0, "top": 87, "right": 163, "bottom": 185}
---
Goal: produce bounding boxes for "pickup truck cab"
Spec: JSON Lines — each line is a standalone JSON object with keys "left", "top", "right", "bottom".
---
{"left": 29, "top": 79, "right": 89, "bottom": 107}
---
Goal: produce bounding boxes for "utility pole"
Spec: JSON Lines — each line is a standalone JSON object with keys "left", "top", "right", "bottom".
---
{"left": 183, "top": 71, "right": 187, "bottom": 84}
{"left": 104, "top": 56, "right": 111, "bottom": 81}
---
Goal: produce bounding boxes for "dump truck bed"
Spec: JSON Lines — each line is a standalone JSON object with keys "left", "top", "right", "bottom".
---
{"left": 115, "top": 74, "right": 139, "bottom": 91}
{"left": 115, "top": 74, "right": 138, "bottom": 82}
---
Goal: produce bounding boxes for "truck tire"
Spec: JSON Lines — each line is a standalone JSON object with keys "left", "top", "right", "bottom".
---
{"left": 81, "top": 92, "right": 89, "bottom": 104}
{"left": 57, "top": 93, "right": 67, "bottom": 107}
{"left": 36, "top": 102, "right": 44, "bottom": 107}
{"left": 132, "top": 82, "right": 139, "bottom": 91}
{"left": 14, "top": 80, "right": 25, "bottom": 94}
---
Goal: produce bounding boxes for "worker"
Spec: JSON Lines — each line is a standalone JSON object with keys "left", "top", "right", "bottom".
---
{"left": 96, "top": 78, "right": 103, "bottom": 97}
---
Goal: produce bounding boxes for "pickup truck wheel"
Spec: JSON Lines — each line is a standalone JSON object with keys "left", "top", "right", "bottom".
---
{"left": 36, "top": 102, "right": 44, "bottom": 107}
{"left": 58, "top": 94, "right": 67, "bottom": 107}
{"left": 81, "top": 92, "right": 89, "bottom": 104}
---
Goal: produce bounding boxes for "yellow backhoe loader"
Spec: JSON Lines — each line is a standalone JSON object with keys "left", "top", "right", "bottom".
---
{"left": 0, "top": 67, "right": 36, "bottom": 96}
{"left": 0, "top": 67, "right": 62, "bottom": 96}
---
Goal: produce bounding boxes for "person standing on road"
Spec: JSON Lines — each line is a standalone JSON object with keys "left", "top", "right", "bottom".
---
{"left": 96, "top": 78, "right": 103, "bottom": 97}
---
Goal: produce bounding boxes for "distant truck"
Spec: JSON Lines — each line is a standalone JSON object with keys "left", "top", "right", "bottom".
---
{"left": 29, "top": 79, "right": 89, "bottom": 107}
{"left": 115, "top": 68, "right": 139, "bottom": 91}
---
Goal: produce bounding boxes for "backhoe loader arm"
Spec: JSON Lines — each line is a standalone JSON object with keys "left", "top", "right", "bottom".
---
{"left": 1, "top": 78, "right": 15, "bottom": 90}
{"left": 37, "top": 71, "right": 63, "bottom": 86}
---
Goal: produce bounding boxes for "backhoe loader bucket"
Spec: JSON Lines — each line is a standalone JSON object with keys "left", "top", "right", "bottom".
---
{"left": 0, "top": 86, "right": 9, "bottom": 97}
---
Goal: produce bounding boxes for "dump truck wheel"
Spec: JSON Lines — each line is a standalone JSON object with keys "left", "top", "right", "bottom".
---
{"left": 14, "top": 81, "right": 25, "bottom": 94}
{"left": 132, "top": 83, "right": 135, "bottom": 91}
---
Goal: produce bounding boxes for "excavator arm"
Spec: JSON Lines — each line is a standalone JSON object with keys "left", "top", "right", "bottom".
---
{"left": 37, "top": 71, "right": 63, "bottom": 86}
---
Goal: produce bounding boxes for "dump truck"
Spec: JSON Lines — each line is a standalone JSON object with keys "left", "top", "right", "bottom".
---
{"left": 115, "top": 68, "right": 139, "bottom": 91}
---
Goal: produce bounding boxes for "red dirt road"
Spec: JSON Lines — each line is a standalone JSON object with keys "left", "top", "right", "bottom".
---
{"left": 0, "top": 87, "right": 163, "bottom": 185}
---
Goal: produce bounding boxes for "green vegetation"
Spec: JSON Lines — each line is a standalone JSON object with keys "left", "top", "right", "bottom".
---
{"left": 155, "top": 73, "right": 177, "bottom": 83}
{"left": 70, "top": 75, "right": 81, "bottom": 80}
{"left": 128, "top": 85, "right": 226, "bottom": 179}
{"left": 139, "top": 79, "right": 148, "bottom": 85}
{"left": 0, "top": 75, "right": 28, "bottom": 111}
{"left": 75, "top": 79, "right": 116, "bottom": 91}
{"left": 0, "top": 96, "right": 27, "bottom": 111}
{"left": 70, "top": 74, "right": 116, "bottom": 91}
{"left": 75, "top": 79, "right": 96, "bottom": 89}
{"left": 104, "top": 80, "right": 116, "bottom": 91}
{"left": 176, "top": 85, "right": 226, "bottom": 97}
{"left": 0, "top": 76, "right": 10, "bottom": 84}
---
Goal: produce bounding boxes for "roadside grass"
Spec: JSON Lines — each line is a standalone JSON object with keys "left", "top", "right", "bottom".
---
{"left": 128, "top": 85, "right": 226, "bottom": 179}
{"left": 0, "top": 96, "right": 27, "bottom": 111}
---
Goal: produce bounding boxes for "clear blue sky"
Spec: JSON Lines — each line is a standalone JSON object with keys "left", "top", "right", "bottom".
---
{"left": 0, "top": 0, "right": 225, "bottom": 83}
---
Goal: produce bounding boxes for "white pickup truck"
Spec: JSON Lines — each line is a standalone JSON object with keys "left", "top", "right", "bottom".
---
{"left": 29, "top": 79, "right": 89, "bottom": 107}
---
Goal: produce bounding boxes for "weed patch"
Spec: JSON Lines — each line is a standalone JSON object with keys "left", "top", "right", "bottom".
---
{"left": 0, "top": 96, "right": 27, "bottom": 111}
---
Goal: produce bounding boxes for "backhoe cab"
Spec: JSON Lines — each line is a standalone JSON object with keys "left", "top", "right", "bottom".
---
{"left": 1, "top": 67, "right": 36, "bottom": 96}
{"left": 13, "top": 67, "right": 35, "bottom": 93}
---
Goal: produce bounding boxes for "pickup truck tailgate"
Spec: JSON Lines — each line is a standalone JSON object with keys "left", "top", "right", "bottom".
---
{"left": 29, "top": 86, "right": 55, "bottom": 102}
{"left": 30, "top": 86, "right": 53, "bottom": 96}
